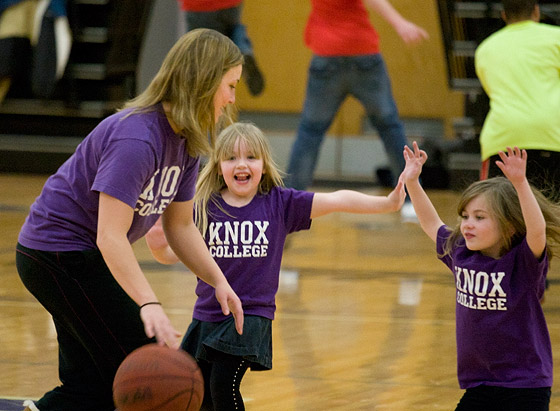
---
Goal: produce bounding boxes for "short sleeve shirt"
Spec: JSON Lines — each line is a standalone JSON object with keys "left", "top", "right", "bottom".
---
{"left": 436, "top": 225, "right": 552, "bottom": 389}
{"left": 18, "top": 106, "right": 200, "bottom": 250}
{"left": 193, "top": 187, "right": 314, "bottom": 321}
{"left": 305, "top": 0, "right": 380, "bottom": 56}
{"left": 475, "top": 21, "right": 560, "bottom": 159}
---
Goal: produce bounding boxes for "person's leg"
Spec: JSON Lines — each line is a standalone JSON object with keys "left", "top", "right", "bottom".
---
{"left": 185, "top": 9, "right": 227, "bottom": 33}
{"left": 219, "top": 5, "right": 250, "bottom": 55}
{"left": 197, "top": 360, "right": 215, "bottom": 411}
{"left": 227, "top": 4, "right": 264, "bottom": 96}
{"left": 233, "top": 25, "right": 264, "bottom": 95}
{"left": 486, "top": 153, "right": 505, "bottom": 179}
{"left": 187, "top": 5, "right": 248, "bottom": 53}
{"left": 454, "top": 386, "right": 496, "bottom": 411}
{"left": 185, "top": 5, "right": 264, "bottom": 96}
{"left": 285, "top": 56, "right": 348, "bottom": 190}
{"left": 207, "top": 356, "right": 250, "bottom": 411}
{"left": 351, "top": 54, "right": 408, "bottom": 187}
{"left": 524, "top": 150, "right": 560, "bottom": 202}
{"left": 16, "top": 244, "right": 152, "bottom": 411}
{"left": 480, "top": 158, "right": 490, "bottom": 180}
{"left": 350, "top": 54, "right": 417, "bottom": 220}
{"left": 501, "top": 387, "right": 551, "bottom": 411}
{"left": 487, "top": 150, "right": 560, "bottom": 199}
{"left": 35, "top": 319, "right": 116, "bottom": 411}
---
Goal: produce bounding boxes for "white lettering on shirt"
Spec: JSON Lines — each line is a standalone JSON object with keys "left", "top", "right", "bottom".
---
{"left": 454, "top": 266, "right": 507, "bottom": 311}
{"left": 208, "top": 220, "right": 270, "bottom": 259}
{"left": 135, "top": 166, "right": 181, "bottom": 216}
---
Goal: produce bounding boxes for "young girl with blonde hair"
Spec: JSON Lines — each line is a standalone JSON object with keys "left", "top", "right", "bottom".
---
{"left": 146, "top": 121, "right": 406, "bottom": 410}
{"left": 402, "top": 142, "right": 560, "bottom": 411}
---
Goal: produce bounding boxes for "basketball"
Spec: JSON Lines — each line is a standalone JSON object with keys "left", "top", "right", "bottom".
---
{"left": 113, "top": 344, "right": 204, "bottom": 411}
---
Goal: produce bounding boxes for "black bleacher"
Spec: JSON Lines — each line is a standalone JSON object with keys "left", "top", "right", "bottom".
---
{"left": 0, "top": 0, "right": 153, "bottom": 173}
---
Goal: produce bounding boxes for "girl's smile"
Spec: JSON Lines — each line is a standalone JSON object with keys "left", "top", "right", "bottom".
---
{"left": 219, "top": 138, "right": 264, "bottom": 206}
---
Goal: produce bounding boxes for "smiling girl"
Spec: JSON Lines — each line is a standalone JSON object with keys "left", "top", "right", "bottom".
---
{"left": 146, "top": 121, "right": 406, "bottom": 410}
{"left": 402, "top": 143, "right": 560, "bottom": 411}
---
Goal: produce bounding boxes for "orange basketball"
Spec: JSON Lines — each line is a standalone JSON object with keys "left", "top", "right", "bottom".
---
{"left": 113, "top": 344, "right": 204, "bottom": 411}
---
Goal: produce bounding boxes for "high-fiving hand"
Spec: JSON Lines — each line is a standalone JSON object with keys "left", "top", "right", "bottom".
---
{"left": 495, "top": 146, "right": 528, "bottom": 186}
{"left": 402, "top": 141, "right": 428, "bottom": 184}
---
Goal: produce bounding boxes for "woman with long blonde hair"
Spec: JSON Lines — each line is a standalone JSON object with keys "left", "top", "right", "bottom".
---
{"left": 16, "top": 29, "right": 244, "bottom": 411}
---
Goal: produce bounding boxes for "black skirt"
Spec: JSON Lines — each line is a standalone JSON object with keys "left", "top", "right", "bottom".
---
{"left": 181, "top": 315, "right": 272, "bottom": 370}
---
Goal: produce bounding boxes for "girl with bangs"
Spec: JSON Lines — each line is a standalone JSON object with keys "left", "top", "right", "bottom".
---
{"left": 147, "top": 121, "right": 407, "bottom": 410}
{"left": 402, "top": 142, "right": 560, "bottom": 411}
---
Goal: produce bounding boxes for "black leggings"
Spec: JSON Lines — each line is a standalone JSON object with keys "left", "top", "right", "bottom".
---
{"left": 455, "top": 385, "right": 551, "bottom": 411}
{"left": 198, "top": 355, "right": 250, "bottom": 411}
{"left": 15, "top": 244, "right": 153, "bottom": 411}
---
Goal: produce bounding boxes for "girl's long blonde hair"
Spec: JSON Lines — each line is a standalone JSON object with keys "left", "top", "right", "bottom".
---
{"left": 194, "top": 122, "right": 284, "bottom": 237}
{"left": 122, "top": 29, "right": 243, "bottom": 157}
{"left": 442, "top": 177, "right": 560, "bottom": 259}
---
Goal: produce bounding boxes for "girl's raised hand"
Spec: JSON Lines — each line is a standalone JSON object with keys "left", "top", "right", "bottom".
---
{"left": 495, "top": 146, "right": 527, "bottom": 186}
{"left": 402, "top": 141, "right": 428, "bottom": 183}
{"left": 388, "top": 175, "right": 407, "bottom": 209}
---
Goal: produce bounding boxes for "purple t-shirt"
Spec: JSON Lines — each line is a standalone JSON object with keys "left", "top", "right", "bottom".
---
{"left": 436, "top": 225, "right": 552, "bottom": 389}
{"left": 193, "top": 187, "right": 314, "bottom": 321}
{"left": 18, "top": 105, "right": 200, "bottom": 251}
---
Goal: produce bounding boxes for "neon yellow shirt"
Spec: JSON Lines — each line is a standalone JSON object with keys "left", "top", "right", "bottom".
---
{"left": 475, "top": 21, "right": 560, "bottom": 160}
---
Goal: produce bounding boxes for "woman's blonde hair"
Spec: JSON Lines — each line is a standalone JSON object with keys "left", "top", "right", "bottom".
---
{"left": 442, "top": 177, "right": 560, "bottom": 259}
{"left": 122, "top": 29, "right": 243, "bottom": 157}
{"left": 194, "top": 122, "right": 284, "bottom": 237}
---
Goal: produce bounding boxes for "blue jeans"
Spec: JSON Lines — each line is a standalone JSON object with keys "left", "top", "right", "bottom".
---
{"left": 286, "top": 54, "right": 408, "bottom": 190}
{"left": 185, "top": 4, "right": 253, "bottom": 55}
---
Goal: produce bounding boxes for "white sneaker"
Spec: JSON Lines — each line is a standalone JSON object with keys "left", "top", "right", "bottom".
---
{"left": 401, "top": 202, "right": 418, "bottom": 223}
{"left": 23, "top": 400, "right": 39, "bottom": 411}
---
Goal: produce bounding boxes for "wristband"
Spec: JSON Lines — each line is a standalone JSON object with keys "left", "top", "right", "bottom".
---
{"left": 139, "top": 301, "right": 162, "bottom": 309}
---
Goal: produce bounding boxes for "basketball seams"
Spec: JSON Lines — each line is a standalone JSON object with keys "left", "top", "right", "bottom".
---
{"left": 145, "top": 388, "right": 192, "bottom": 411}
{"left": 114, "top": 371, "right": 204, "bottom": 386}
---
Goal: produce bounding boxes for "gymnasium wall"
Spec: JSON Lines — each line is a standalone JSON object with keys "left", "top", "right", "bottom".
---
{"left": 236, "top": 0, "right": 464, "bottom": 136}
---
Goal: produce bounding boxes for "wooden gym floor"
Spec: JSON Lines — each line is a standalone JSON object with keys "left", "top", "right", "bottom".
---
{"left": 2, "top": 173, "right": 560, "bottom": 410}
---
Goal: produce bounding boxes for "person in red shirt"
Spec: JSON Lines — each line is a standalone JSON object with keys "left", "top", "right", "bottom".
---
{"left": 178, "top": 0, "right": 265, "bottom": 96}
{"left": 285, "top": 0, "right": 428, "bottom": 221}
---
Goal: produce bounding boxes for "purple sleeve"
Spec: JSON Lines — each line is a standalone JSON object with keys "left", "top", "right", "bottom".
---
{"left": 279, "top": 187, "right": 314, "bottom": 233}
{"left": 436, "top": 224, "right": 453, "bottom": 269}
{"left": 92, "top": 139, "right": 155, "bottom": 208}
{"left": 517, "top": 237, "right": 549, "bottom": 295}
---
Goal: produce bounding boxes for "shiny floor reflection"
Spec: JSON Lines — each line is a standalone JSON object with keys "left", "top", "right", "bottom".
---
{"left": 2, "top": 174, "right": 560, "bottom": 410}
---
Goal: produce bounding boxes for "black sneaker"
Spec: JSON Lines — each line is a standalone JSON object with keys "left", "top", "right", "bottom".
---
{"left": 243, "top": 54, "right": 265, "bottom": 96}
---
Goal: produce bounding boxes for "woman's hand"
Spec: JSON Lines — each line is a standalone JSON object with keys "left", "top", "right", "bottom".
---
{"left": 139, "top": 303, "right": 182, "bottom": 348}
